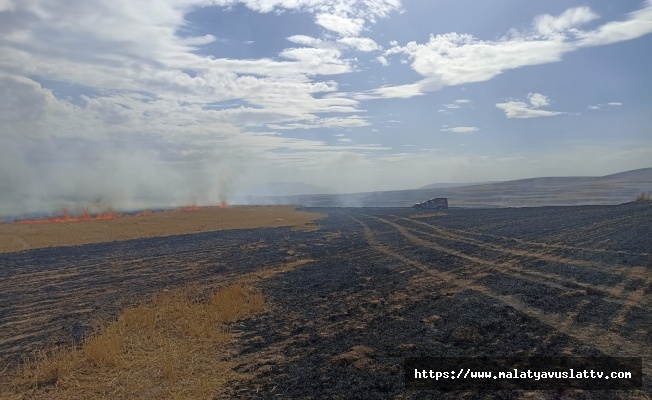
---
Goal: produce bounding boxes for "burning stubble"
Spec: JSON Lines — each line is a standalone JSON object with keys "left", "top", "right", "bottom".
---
{"left": 0, "top": 136, "right": 244, "bottom": 218}
{"left": 0, "top": 205, "right": 325, "bottom": 252}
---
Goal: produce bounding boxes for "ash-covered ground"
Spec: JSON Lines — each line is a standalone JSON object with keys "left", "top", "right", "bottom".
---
{"left": 224, "top": 204, "right": 651, "bottom": 399}
{"left": 1, "top": 203, "right": 650, "bottom": 399}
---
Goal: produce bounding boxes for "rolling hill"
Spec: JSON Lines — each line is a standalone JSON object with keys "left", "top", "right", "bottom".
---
{"left": 247, "top": 168, "right": 652, "bottom": 208}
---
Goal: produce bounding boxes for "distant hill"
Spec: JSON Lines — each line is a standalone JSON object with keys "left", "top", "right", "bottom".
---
{"left": 601, "top": 167, "right": 652, "bottom": 180}
{"left": 244, "top": 168, "right": 652, "bottom": 208}
{"left": 419, "top": 181, "right": 497, "bottom": 190}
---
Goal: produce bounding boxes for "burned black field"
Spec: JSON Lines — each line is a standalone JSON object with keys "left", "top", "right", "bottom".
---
{"left": 1, "top": 204, "right": 651, "bottom": 398}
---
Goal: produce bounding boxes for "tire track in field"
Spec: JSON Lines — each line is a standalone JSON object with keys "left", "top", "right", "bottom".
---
{"left": 399, "top": 216, "right": 650, "bottom": 278}
{"left": 376, "top": 216, "right": 647, "bottom": 311}
{"left": 394, "top": 216, "right": 652, "bottom": 299}
{"left": 611, "top": 285, "right": 650, "bottom": 330}
{"left": 350, "top": 215, "right": 650, "bottom": 370}
{"left": 543, "top": 213, "right": 650, "bottom": 245}
{"left": 395, "top": 216, "right": 652, "bottom": 323}
{"left": 379, "top": 215, "right": 652, "bottom": 343}
{"left": 422, "top": 217, "right": 650, "bottom": 257}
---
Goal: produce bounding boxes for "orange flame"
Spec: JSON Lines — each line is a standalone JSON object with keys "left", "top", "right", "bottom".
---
{"left": 14, "top": 208, "right": 121, "bottom": 225}
{"left": 174, "top": 205, "right": 200, "bottom": 212}
{"left": 12, "top": 203, "right": 229, "bottom": 224}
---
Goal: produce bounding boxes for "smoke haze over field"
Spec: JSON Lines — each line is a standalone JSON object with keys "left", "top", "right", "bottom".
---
{"left": 1, "top": 1, "right": 652, "bottom": 216}
{"left": 0, "top": 135, "right": 243, "bottom": 216}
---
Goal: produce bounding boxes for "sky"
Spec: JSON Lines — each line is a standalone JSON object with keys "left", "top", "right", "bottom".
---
{"left": 1, "top": 0, "right": 651, "bottom": 214}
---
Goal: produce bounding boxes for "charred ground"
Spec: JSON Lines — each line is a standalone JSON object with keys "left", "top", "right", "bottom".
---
{"left": 1, "top": 203, "right": 650, "bottom": 399}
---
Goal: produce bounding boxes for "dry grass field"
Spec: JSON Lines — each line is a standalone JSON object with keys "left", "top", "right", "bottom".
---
{"left": 0, "top": 206, "right": 325, "bottom": 253}
{"left": 3, "top": 282, "right": 267, "bottom": 399}
{"left": 1, "top": 257, "right": 318, "bottom": 399}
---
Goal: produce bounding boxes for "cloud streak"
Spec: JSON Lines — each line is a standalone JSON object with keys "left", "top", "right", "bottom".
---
{"left": 496, "top": 93, "right": 564, "bottom": 118}
{"left": 363, "top": 2, "right": 652, "bottom": 99}
{"left": 441, "top": 126, "right": 479, "bottom": 133}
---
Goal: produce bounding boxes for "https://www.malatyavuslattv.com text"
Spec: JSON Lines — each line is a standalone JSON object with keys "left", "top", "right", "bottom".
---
{"left": 405, "top": 357, "right": 642, "bottom": 390}
{"left": 414, "top": 367, "right": 634, "bottom": 381}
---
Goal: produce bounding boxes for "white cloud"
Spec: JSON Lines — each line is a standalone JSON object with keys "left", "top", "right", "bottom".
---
{"left": 268, "top": 115, "right": 370, "bottom": 130}
{"left": 496, "top": 93, "right": 564, "bottom": 118}
{"left": 535, "top": 6, "right": 599, "bottom": 38}
{"left": 364, "top": 2, "right": 652, "bottom": 99}
{"left": 288, "top": 35, "right": 323, "bottom": 47}
{"left": 589, "top": 101, "right": 624, "bottom": 110}
{"left": 337, "top": 37, "right": 381, "bottom": 52}
{"left": 287, "top": 35, "right": 381, "bottom": 57}
{"left": 224, "top": 0, "right": 403, "bottom": 39}
{"left": 279, "top": 47, "right": 344, "bottom": 64}
{"left": 454, "top": 99, "right": 471, "bottom": 104}
{"left": 209, "top": 0, "right": 402, "bottom": 18}
{"left": 496, "top": 99, "right": 564, "bottom": 119}
{"left": 496, "top": 101, "right": 561, "bottom": 118}
{"left": 443, "top": 103, "right": 460, "bottom": 109}
{"left": 576, "top": 1, "right": 652, "bottom": 46}
{"left": 384, "top": 32, "right": 570, "bottom": 88}
{"left": 376, "top": 55, "right": 389, "bottom": 66}
{"left": 0, "top": 0, "right": 402, "bottom": 126}
{"left": 355, "top": 81, "right": 427, "bottom": 99}
{"left": 527, "top": 93, "right": 550, "bottom": 108}
{"left": 0, "top": 75, "right": 57, "bottom": 127}
{"left": 358, "top": 75, "right": 447, "bottom": 99}
{"left": 440, "top": 126, "right": 479, "bottom": 133}
{"left": 316, "top": 13, "right": 365, "bottom": 36}
{"left": 338, "top": 138, "right": 353, "bottom": 142}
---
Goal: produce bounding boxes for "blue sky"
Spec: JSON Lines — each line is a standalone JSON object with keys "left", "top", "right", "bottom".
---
{"left": 1, "top": 0, "right": 651, "bottom": 214}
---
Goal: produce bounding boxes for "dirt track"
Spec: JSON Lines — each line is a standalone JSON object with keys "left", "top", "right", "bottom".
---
{"left": 0, "top": 203, "right": 650, "bottom": 398}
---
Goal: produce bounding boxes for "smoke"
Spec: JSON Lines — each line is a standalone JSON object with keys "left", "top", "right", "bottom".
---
{"left": 0, "top": 135, "right": 244, "bottom": 217}
{"left": 0, "top": 72, "right": 251, "bottom": 218}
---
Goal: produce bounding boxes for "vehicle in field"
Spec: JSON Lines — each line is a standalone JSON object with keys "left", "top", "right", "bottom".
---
{"left": 412, "top": 197, "right": 448, "bottom": 210}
